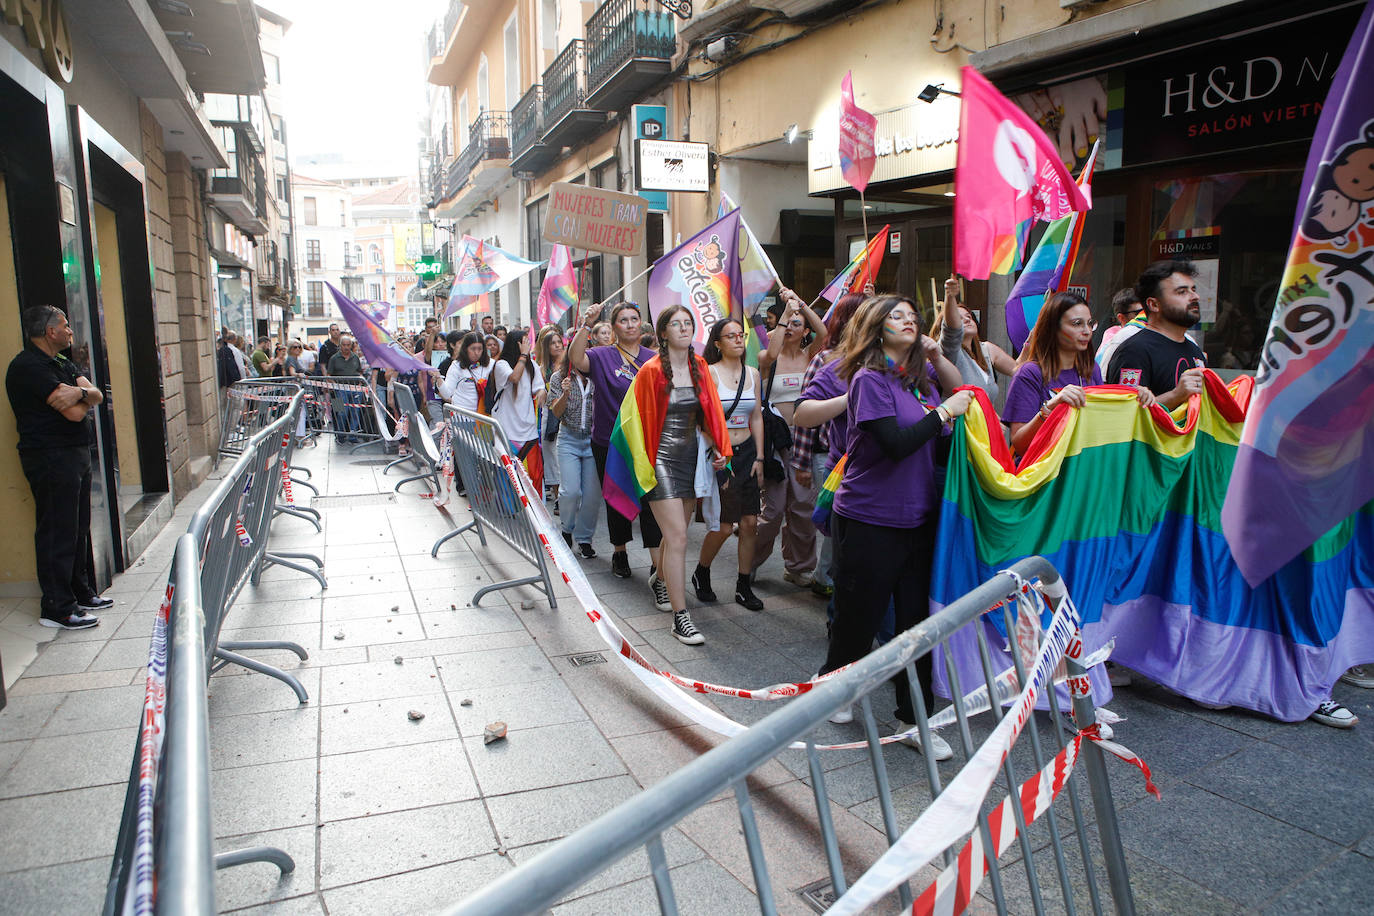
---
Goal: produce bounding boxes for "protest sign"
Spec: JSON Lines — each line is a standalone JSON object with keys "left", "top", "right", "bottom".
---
{"left": 542, "top": 182, "right": 649, "bottom": 257}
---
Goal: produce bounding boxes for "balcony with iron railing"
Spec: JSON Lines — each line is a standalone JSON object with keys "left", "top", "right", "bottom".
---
{"left": 541, "top": 40, "right": 606, "bottom": 150}
{"left": 427, "top": 0, "right": 501, "bottom": 86}
{"left": 209, "top": 125, "right": 269, "bottom": 236}
{"left": 510, "top": 85, "right": 559, "bottom": 175}
{"left": 585, "top": 0, "right": 677, "bottom": 110}
{"left": 453, "top": 111, "right": 510, "bottom": 185}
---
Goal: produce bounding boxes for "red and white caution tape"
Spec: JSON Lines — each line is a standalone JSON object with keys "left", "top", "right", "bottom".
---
{"left": 128, "top": 580, "right": 173, "bottom": 916}
{"left": 278, "top": 432, "right": 295, "bottom": 505}
{"left": 824, "top": 603, "right": 1081, "bottom": 915}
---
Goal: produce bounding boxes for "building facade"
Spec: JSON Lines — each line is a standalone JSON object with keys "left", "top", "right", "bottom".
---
{"left": 292, "top": 171, "right": 356, "bottom": 341}
{"left": 0, "top": 0, "right": 275, "bottom": 595}
{"left": 670, "top": 0, "right": 1351, "bottom": 376}
{"left": 424, "top": 0, "right": 683, "bottom": 325}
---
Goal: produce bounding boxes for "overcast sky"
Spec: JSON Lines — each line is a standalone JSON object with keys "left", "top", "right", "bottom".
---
{"left": 264, "top": 0, "right": 445, "bottom": 176}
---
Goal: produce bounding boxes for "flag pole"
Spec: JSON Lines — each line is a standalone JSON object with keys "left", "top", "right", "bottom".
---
{"left": 598, "top": 262, "right": 655, "bottom": 308}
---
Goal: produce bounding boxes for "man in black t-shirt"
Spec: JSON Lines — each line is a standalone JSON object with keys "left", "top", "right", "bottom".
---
{"left": 5, "top": 306, "right": 110, "bottom": 629}
{"left": 317, "top": 323, "right": 342, "bottom": 374}
{"left": 1106, "top": 260, "right": 1207, "bottom": 409}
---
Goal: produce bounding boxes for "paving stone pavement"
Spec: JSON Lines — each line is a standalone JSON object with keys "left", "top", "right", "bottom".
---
{"left": 0, "top": 438, "right": 1370, "bottom": 914}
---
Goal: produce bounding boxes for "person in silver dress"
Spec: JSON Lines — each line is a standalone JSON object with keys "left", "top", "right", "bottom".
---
{"left": 644, "top": 305, "right": 731, "bottom": 645}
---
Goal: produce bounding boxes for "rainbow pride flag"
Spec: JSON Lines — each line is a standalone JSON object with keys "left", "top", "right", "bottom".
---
{"left": 930, "top": 379, "right": 1373, "bottom": 722}
{"left": 1004, "top": 140, "right": 1099, "bottom": 350}
{"left": 819, "top": 225, "right": 890, "bottom": 307}
{"left": 810, "top": 453, "right": 847, "bottom": 537}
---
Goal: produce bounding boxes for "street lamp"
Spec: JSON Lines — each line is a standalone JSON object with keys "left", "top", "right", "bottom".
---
{"left": 918, "top": 83, "right": 961, "bottom": 103}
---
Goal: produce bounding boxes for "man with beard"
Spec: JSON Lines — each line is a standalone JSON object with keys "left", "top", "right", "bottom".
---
{"left": 1107, "top": 260, "right": 1206, "bottom": 409}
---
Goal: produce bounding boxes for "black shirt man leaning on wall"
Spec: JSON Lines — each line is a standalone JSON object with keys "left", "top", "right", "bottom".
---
{"left": 5, "top": 305, "right": 112, "bottom": 629}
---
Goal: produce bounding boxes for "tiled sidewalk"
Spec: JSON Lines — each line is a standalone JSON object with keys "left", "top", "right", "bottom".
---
{"left": 0, "top": 439, "right": 1370, "bottom": 914}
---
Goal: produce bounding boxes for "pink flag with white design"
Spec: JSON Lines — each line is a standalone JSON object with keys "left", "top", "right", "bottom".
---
{"left": 954, "top": 66, "right": 1090, "bottom": 280}
{"left": 838, "top": 71, "right": 877, "bottom": 194}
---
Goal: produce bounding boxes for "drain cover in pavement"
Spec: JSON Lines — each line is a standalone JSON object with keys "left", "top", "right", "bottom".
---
{"left": 352, "top": 458, "right": 397, "bottom": 466}
{"left": 567, "top": 652, "right": 607, "bottom": 667}
{"left": 798, "top": 878, "right": 837, "bottom": 913}
{"left": 311, "top": 493, "right": 399, "bottom": 509}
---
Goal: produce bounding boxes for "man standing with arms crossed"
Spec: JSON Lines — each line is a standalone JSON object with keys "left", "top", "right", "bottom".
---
{"left": 6, "top": 305, "right": 110, "bottom": 629}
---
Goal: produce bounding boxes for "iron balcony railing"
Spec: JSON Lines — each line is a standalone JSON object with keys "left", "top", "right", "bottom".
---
{"left": 585, "top": 0, "right": 677, "bottom": 91}
{"left": 451, "top": 110, "right": 512, "bottom": 190}
{"left": 511, "top": 85, "right": 544, "bottom": 159}
{"left": 542, "top": 39, "right": 588, "bottom": 129}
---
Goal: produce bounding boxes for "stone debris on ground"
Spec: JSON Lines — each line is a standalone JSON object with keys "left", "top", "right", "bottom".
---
{"left": 483, "top": 721, "right": 507, "bottom": 745}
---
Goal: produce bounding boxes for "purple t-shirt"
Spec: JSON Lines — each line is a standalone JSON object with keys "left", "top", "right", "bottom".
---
{"left": 799, "top": 359, "right": 849, "bottom": 465}
{"left": 1002, "top": 362, "right": 1102, "bottom": 425}
{"left": 585, "top": 345, "right": 656, "bottom": 446}
{"left": 834, "top": 368, "right": 943, "bottom": 529}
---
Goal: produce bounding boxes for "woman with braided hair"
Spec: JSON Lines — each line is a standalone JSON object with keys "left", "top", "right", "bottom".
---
{"left": 603, "top": 305, "right": 732, "bottom": 644}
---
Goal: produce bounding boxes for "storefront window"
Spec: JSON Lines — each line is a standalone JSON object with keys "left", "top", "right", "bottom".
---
{"left": 1148, "top": 170, "right": 1301, "bottom": 370}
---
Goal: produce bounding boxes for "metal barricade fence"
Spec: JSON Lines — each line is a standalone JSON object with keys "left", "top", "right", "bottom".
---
{"left": 431, "top": 405, "right": 557, "bottom": 609}
{"left": 218, "top": 380, "right": 299, "bottom": 463}
{"left": 102, "top": 398, "right": 323, "bottom": 914}
{"left": 445, "top": 550, "right": 1137, "bottom": 916}
{"left": 389, "top": 383, "right": 441, "bottom": 494}
{"left": 297, "top": 374, "right": 387, "bottom": 450}
{"left": 189, "top": 389, "right": 323, "bottom": 702}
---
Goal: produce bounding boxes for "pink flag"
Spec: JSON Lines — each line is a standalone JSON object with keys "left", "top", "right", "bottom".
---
{"left": 537, "top": 244, "right": 579, "bottom": 328}
{"left": 838, "top": 71, "right": 877, "bottom": 194}
{"left": 954, "top": 66, "right": 1090, "bottom": 280}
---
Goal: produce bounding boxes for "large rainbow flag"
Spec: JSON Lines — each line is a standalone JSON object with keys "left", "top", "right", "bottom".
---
{"left": 1223, "top": 1, "right": 1374, "bottom": 586}
{"left": 716, "top": 191, "right": 779, "bottom": 367}
{"left": 932, "top": 378, "right": 1374, "bottom": 722}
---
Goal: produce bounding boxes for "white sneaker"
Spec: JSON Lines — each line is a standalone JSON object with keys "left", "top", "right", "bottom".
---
{"left": 783, "top": 569, "right": 815, "bottom": 588}
{"left": 901, "top": 730, "right": 954, "bottom": 761}
{"left": 1340, "top": 665, "right": 1374, "bottom": 689}
{"left": 1310, "top": 699, "right": 1358, "bottom": 729}
{"left": 828, "top": 706, "right": 854, "bottom": 725}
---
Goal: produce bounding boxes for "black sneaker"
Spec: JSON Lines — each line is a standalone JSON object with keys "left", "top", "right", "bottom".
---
{"left": 553, "top": 498, "right": 560, "bottom": 516}
{"left": 735, "top": 577, "right": 764, "bottom": 612}
{"left": 691, "top": 566, "right": 717, "bottom": 602}
{"left": 611, "top": 551, "right": 632, "bottom": 578}
{"left": 78, "top": 595, "right": 115, "bottom": 611}
{"left": 578, "top": 543, "right": 598, "bottom": 559}
{"left": 672, "top": 610, "right": 705, "bottom": 646}
{"left": 649, "top": 567, "right": 672, "bottom": 612}
{"left": 41, "top": 612, "right": 100, "bottom": 630}
{"left": 562, "top": 531, "right": 574, "bottom": 549}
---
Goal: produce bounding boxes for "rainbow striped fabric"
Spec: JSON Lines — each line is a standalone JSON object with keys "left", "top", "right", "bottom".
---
{"left": 931, "top": 377, "right": 1374, "bottom": 722}
{"left": 820, "top": 225, "right": 890, "bottom": 308}
{"left": 603, "top": 355, "right": 734, "bottom": 521}
{"left": 809, "top": 453, "right": 848, "bottom": 537}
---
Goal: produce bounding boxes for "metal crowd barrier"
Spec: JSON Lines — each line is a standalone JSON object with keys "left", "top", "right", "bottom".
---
{"left": 446, "top": 556, "right": 1134, "bottom": 916}
{"left": 431, "top": 405, "right": 558, "bottom": 609}
{"left": 192, "top": 389, "right": 324, "bottom": 702}
{"left": 232, "top": 377, "right": 322, "bottom": 502}
{"left": 218, "top": 379, "right": 297, "bottom": 463}
{"left": 388, "top": 383, "right": 441, "bottom": 493}
{"left": 301, "top": 374, "right": 386, "bottom": 451}
{"left": 103, "top": 395, "right": 333, "bottom": 914}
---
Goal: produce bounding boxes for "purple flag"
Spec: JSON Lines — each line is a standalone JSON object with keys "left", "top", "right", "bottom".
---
{"left": 1222, "top": 1, "right": 1374, "bottom": 585}
{"left": 647, "top": 210, "right": 744, "bottom": 353}
{"left": 327, "top": 283, "right": 433, "bottom": 373}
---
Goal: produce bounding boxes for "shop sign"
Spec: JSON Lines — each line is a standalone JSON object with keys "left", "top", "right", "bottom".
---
{"left": 636, "top": 139, "right": 710, "bottom": 193}
{"left": 632, "top": 105, "right": 669, "bottom": 211}
{"left": 1150, "top": 230, "right": 1221, "bottom": 323}
{"left": 889, "top": 232, "right": 901, "bottom": 253}
{"left": 542, "top": 182, "right": 648, "bottom": 257}
{"left": 1122, "top": 4, "right": 1360, "bottom": 165}
{"left": 2, "top": 0, "right": 73, "bottom": 83}
{"left": 809, "top": 104, "right": 959, "bottom": 194}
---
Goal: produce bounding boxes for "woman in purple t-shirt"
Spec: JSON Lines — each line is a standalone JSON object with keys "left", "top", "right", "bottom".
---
{"left": 568, "top": 301, "right": 664, "bottom": 584}
{"left": 1003, "top": 291, "right": 1154, "bottom": 455}
{"left": 819, "top": 295, "right": 972, "bottom": 762}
